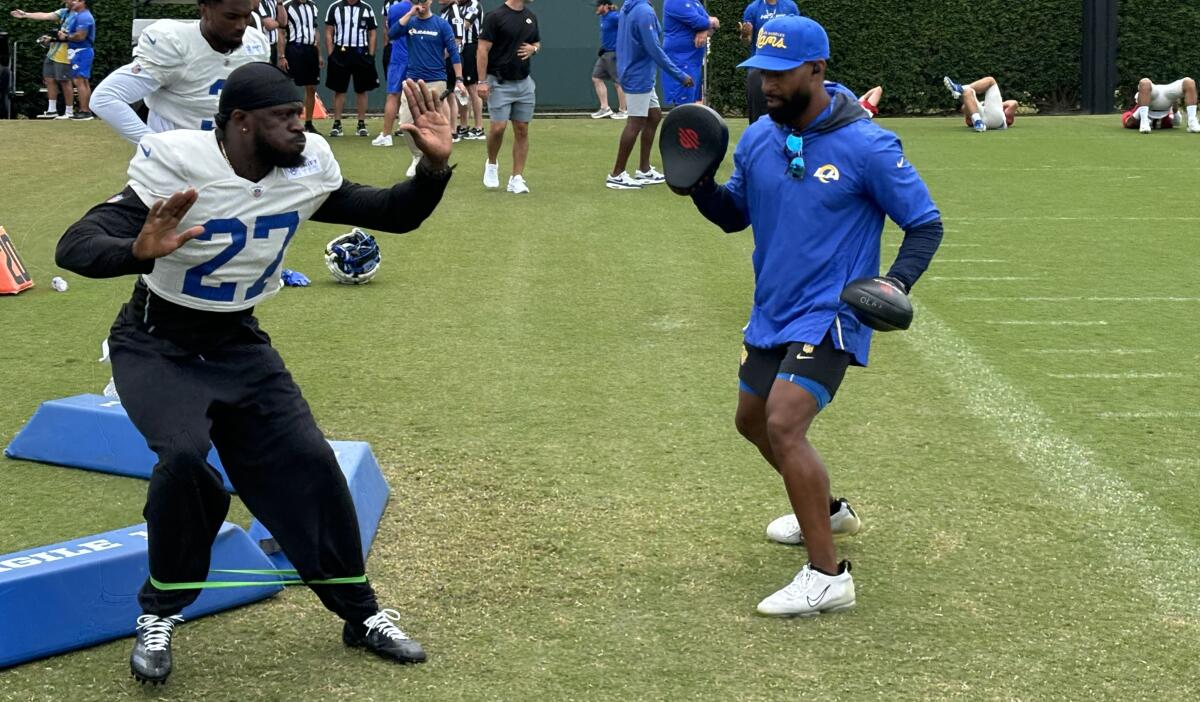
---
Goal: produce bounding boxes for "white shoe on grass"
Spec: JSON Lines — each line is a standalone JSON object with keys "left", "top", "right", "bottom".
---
{"left": 371, "top": 134, "right": 393, "bottom": 147}
{"left": 1139, "top": 120, "right": 1152, "bottom": 134}
{"left": 605, "top": 172, "right": 644, "bottom": 190}
{"left": 765, "top": 498, "right": 861, "bottom": 545}
{"left": 610, "top": 110, "right": 628, "bottom": 120}
{"left": 756, "top": 562, "right": 855, "bottom": 617}
{"left": 507, "top": 175, "right": 529, "bottom": 194}
{"left": 591, "top": 107, "right": 613, "bottom": 119}
{"left": 634, "top": 166, "right": 666, "bottom": 184}
{"left": 484, "top": 161, "right": 500, "bottom": 189}
{"left": 1188, "top": 119, "right": 1200, "bottom": 133}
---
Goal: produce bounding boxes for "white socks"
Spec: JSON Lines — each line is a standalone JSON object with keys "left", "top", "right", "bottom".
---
{"left": 1188, "top": 104, "right": 1197, "bottom": 121}
{"left": 47, "top": 99, "right": 57, "bottom": 112}
{"left": 1137, "top": 105, "right": 1150, "bottom": 128}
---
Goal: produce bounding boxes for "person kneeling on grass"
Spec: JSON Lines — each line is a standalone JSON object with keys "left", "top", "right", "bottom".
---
{"left": 1119, "top": 76, "right": 1200, "bottom": 133}
{"left": 56, "top": 64, "right": 453, "bottom": 685}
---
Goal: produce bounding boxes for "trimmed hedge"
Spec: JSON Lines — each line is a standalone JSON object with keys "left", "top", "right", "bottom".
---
{"left": 703, "top": 0, "right": 1083, "bottom": 116}
{"left": 2, "top": 0, "right": 197, "bottom": 116}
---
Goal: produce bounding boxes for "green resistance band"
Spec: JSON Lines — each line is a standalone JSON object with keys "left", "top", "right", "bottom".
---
{"left": 150, "top": 569, "right": 367, "bottom": 591}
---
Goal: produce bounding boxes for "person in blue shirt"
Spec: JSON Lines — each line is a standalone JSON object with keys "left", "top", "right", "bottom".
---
{"left": 60, "top": 0, "right": 94, "bottom": 120}
{"left": 676, "top": 16, "right": 943, "bottom": 617}
{"left": 739, "top": 0, "right": 798, "bottom": 124}
{"left": 374, "top": 1, "right": 415, "bottom": 148}
{"left": 590, "top": 0, "right": 626, "bottom": 119}
{"left": 662, "top": 0, "right": 717, "bottom": 107}
{"left": 606, "top": 0, "right": 692, "bottom": 190}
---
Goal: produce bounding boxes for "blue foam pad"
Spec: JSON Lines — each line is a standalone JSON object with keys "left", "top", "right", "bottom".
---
{"left": 0, "top": 522, "right": 282, "bottom": 669}
{"left": 4, "top": 394, "right": 233, "bottom": 491}
{"left": 5, "top": 395, "right": 391, "bottom": 565}
{"left": 247, "top": 441, "right": 389, "bottom": 570}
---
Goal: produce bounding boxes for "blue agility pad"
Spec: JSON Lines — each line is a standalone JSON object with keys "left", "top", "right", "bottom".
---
{"left": 248, "top": 441, "right": 390, "bottom": 570}
{"left": 5, "top": 395, "right": 391, "bottom": 564}
{"left": 0, "top": 522, "right": 282, "bottom": 669}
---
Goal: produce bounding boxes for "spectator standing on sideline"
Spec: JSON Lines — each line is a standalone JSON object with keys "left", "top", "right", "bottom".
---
{"left": 278, "top": 0, "right": 324, "bottom": 133}
{"left": 477, "top": 0, "right": 540, "bottom": 195}
{"left": 590, "top": 0, "right": 625, "bottom": 120}
{"left": 60, "top": 0, "right": 95, "bottom": 120}
{"left": 441, "top": 0, "right": 485, "bottom": 141}
{"left": 374, "top": 0, "right": 413, "bottom": 146}
{"left": 255, "top": 0, "right": 281, "bottom": 63}
{"left": 604, "top": 0, "right": 691, "bottom": 190}
{"left": 378, "top": 0, "right": 461, "bottom": 179}
{"left": 380, "top": 0, "right": 403, "bottom": 84}
{"left": 325, "top": 0, "right": 379, "bottom": 137}
{"left": 9, "top": 2, "right": 74, "bottom": 119}
{"left": 663, "top": 0, "right": 717, "bottom": 106}
{"left": 91, "top": 0, "right": 270, "bottom": 142}
{"left": 739, "top": 0, "right": 798, "bottom": 123}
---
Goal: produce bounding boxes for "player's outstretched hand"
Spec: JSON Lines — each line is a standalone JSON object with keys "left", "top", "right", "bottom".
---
{"left": 132, "top": 189, "right": 205, "bottom": 261}
{"left": 398, "top": 79, "right": 452, "bottom": 169}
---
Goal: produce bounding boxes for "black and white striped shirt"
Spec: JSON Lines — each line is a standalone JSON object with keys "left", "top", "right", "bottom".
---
{"left": 442, "top": 1, "right": 482, "bottom": 44}
{"left": 256, "top": 0, "right": 279, "bottom": 44}
{"left": 325, "top": 0, "right": 378, "bottom": 48}
{"left": 285, "top": 0, "right": 320, "bottom": 45}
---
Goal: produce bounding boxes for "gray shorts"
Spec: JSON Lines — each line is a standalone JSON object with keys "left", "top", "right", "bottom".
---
{"left": 592, "top": 51, "right": 617, "bottom": 81}
{"left": 626, "top": 90, "right": 661, "bottom": 118}
{"left": 42, "top": 57, "right": 70, "bottom": 81}
{"left": 487, "top": 75, "right": 536, "bottom": 123}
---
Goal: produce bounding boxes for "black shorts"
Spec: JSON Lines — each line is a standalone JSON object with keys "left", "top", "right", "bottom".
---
{"left": 460, "top": 43, "right": 478, "bottom": 85}
{"left": 285, "top": 43, "right": 320, "bottom": 86}
{"left": 325, "top": 46, "right": 379, "bottom": 94}
{"left": 738, "top": 333, "right": 852, "bottom": 409}
{"left": 381, "top": 43, "right": 392, "bottom": 81}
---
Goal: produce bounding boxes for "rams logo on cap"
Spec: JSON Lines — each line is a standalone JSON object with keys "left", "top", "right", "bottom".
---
{"left": 815, "top": 164, "right": 840, "bottom": 183}
{"left": 757, "top": 31, "right": 788, "bottom": 50}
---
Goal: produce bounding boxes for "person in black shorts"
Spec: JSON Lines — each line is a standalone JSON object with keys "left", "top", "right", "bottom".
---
{"left": 440, "top": 0, "right": 484, "bottom": 140}
{"left": 279, "top": 0, "right": 324, "bottom": 134}
{"left": 324, "top": 0, "right": 380, "bottom": 136}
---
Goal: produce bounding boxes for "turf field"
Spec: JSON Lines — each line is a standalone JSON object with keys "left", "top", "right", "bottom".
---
{"left": 1, "top": 115, "right": 1198, "bottom": 701}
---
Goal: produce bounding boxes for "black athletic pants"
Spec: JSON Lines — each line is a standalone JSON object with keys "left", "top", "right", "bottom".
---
{"left": 108, "top": 282, "right": 378, "bottom": 624}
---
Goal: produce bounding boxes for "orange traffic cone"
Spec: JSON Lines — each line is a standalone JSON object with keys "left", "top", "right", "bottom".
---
{"left": 0, "top": 227, "right": 35, "bottom": 294}
{"left": 303, "top": 94, "right": 329, "bottom": 121}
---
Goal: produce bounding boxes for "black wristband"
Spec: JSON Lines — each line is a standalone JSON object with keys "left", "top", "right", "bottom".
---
{"left": 416, "top": 159, "right": 455, "bottom": 181}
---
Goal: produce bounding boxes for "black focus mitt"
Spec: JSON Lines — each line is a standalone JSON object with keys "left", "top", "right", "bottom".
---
{"left": 839, "top": 276, "right": 913, "bottom": 332}
{"left": 659, "top": 103, "right": 728, "bottom": 194}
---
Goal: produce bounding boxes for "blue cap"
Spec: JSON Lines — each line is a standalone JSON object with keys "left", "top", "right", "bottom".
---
{"left": 737, "top": 16, "right": 830, "bottom": 71}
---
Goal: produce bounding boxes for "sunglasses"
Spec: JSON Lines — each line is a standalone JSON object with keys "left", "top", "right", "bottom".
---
{"left": 783, "top": 132, "right": 804, "bottom": 179}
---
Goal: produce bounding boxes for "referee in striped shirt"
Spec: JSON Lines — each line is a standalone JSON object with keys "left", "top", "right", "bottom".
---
{"left": 325, "top": 0, "right": 380, "bottom": 137}
{"left": 279, "top": 0, "right": 324, "bottom": 134}
{"left": 255, "top": 0, "right": 281, "bottom": 64}
{"left": 441, "top": 0, "right": 484, "bottom": 140}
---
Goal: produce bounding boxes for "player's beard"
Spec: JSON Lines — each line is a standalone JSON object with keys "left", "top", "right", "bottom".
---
{"left": 768, "top": 89, "right": 810, "bottom": 126}
{"left": 257, "top": 131, "right": 308, "bottom": 169}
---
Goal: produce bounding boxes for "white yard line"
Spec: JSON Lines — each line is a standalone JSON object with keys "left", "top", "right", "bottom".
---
{"left": 986, "top": 320, "right": 1108, "bottom": 326}
{"left": 1021, "top": 349, "right": 1157, "bottom": 355}
{"left": 1098, "top": 411, "right": 1200, "bottom": 419}
{"left": 1048, "top": 372, "right": 1183, "bottom": 379}
{"left": 906, "top": 305, "right": 1200, "bottom": 617}
{"left": 959, "top": 296, "right": 1200, "bottom": 303}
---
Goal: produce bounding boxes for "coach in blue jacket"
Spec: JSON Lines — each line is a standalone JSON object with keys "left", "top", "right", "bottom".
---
{"left": 680, "top": 16, "right": 944, "bottom": 617}
{"left": 605, "top": 0, "right": 692, "bottom": 190}
{"left": 663, "top": 0, "right": 717, "bottom": 106}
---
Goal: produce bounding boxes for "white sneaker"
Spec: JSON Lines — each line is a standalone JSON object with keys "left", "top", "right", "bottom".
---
{"left": 591, "top": 107, "right": 613, "bottom": 119}
{"left": 605, "top": 171, "right": 644, "bottom": 190}
{"left": 507, "top": 175, "right": 530, "bottom": 194}
{"left": 55, "top": 113, "right": 72, "bottom": 120}
{"left": 610, "top": 110, "right": 628, "bottom": 120}
{"left": 634, "top": 166, "right": 666, "bottom": 184}
{"left": 765, "top": 498, "right": 861, "bottom": 545}
{"left": 371, "top": 133, "right": 393, "bottom": 147}
{"left": 756, "top": 562, "right": 855, "bottom": 617}
{"left": 1188, "top": 119, "right": 1200, "bottom": 133}
{"left": 406, "top": 157, "right": 420, "bottom": 178}
{"left": 484, "top": 161, "right": 500, "bottom": 189}
{"left": 37, "top": 110, "right": 57, "bottom": 119}
{"left": 1139, "top": 120, "right": 1152, "bottom": 134}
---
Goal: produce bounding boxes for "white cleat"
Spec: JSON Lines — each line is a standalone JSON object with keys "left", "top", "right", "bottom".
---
{"left": 1139, "top": 120, "right": 1152, "bottom": 134}
{"left": 1188, "top": 119, "right": 1200, "bottom": 133}
{"left": 507, "top": 175, "right": 530, "bottom": 194}
{"left": 765, "top": 498, "right": 861, "bottom": 545}
{"left": 605, "top": 171, "right": 644, "bottom": 190}
{"left": 484, "top": 161, "right": 500, "bottom": 189}
{"left": 943, "top": 76, "right": 963, "bottom": 100}
{"left": 406, "top": 157, "right": 420, "bottom": 178}
{"left": 634, "top": 166, "right": 666, "bottom": 184}
{"left": 591, "top": 107, "right": 613, "bottom": 119}
{"left": 757, "top": 562, "right": 856, "bottom": 617}
{"left": 371, "top": 133, "right": 393, "bottom": 147}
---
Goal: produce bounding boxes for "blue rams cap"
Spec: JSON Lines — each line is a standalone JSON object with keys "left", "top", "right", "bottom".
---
{"left": 737, "top": 16, "right": 830, "bottom": 71}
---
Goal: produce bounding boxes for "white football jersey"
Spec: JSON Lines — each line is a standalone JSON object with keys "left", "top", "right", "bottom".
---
{"left": 128, "top": 130, "right": 344, "bottom": 312}
{"left": 134, "top": 20, "right": 270, "bottom": 132}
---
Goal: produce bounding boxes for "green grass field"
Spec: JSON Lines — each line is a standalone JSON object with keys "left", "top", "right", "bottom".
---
{"left": 1, "top": 114, "right": 1199, "bottom": 701}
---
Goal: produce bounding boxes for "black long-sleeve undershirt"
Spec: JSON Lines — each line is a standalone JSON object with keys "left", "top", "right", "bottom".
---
{"left": 56, "top": 166, "right": 452, "bottom": 279}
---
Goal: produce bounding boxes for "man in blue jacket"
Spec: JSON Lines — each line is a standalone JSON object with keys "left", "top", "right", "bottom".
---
{"left": 663, "top": 0, "right": 717, "bottom": 106}
{"left": 606, "top": 0, "right": 692, "bottom": 190}
{"left": 590, "top": 0, "right": 626, "bottom": 119}
{"left": 676, "top": 16, "right": 943, "bottom": 617}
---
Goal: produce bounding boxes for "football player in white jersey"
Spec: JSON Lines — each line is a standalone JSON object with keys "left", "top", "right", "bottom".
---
{"left": 56, "top": 64, "right": 454, "bottom": 686}
{"left": 1121, "top": 76, "right": 1200, "bottom": 133}
{"left": 91, "top": 0, "right": 270, "bottom": 143}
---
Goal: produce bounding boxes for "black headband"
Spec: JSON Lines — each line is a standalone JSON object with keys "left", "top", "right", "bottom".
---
{"left": 217, "top": 63, "right": 303, "bottom": 120}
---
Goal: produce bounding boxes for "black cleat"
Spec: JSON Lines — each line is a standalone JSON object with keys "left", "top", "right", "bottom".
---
{"left": 130, "top": 614, "right": 183, "bottom": 685}
{"left": 343, "top": 609, "right": 427, "bottom": 664}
